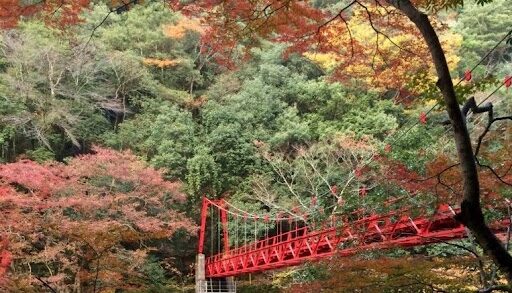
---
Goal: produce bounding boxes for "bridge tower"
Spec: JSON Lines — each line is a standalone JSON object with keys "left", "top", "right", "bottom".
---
{"left": 196, "top": 197, "right": 237, "bottom": 293}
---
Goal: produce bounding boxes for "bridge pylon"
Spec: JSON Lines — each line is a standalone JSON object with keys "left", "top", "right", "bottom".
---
{"left": 196, "top": 196, "right": 237, "bottom": 292}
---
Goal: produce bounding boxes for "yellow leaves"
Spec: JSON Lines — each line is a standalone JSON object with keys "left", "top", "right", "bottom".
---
{"left": 440, "top": 31, "right": 462, "bottom": 72}
{"left": 284, "top": 255, "right": 486, "bottom": 292}
{"left": 140, "top": 17, "right": 203, "bottom": 70}
{"left": 140, "top": 16, "right": 202, "bottom": 70}
{"left": 163, "top": 17, "right": 203, "bottom": 39}
{"left": 413, "top": 0, "right": 464, "bottom": 12}
{"left": 425, "top": 99, "right": 438, "bottom": 107}
{"left": 142, "top": 57, "right": 180, "bottom": 68}
{"left": 303, "top": 52, "right": 338, "bottom": 70}
{"left": 303, "top": 6, "right": 462, "bottom": 96}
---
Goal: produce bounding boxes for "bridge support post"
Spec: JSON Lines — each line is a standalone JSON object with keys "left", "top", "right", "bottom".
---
{"left": 226, "top": 276, "right": 236, "bottom": 292}
{"left": 195, "top": 253, "right": 205, "bottom": 293}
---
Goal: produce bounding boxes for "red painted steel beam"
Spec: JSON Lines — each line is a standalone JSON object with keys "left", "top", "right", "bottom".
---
{"left": 198, "top": 196, "right": 209, "bottom": 254}
{"left": 203, "top": 203, "right": 511, "bottom": 278}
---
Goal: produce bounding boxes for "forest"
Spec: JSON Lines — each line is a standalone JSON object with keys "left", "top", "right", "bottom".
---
{"left": 0, "top": 0, "right": 511, "bottom": 292}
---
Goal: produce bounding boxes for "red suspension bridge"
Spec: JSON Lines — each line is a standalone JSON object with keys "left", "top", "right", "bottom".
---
{"left": 195, "top": 70, "right": 512, "bottom": 283}
{"left": 192, "top": 31, "right": 512, "bottom": 289}
{"left": 197, "top": 197, "right": 512, "bottom": 279}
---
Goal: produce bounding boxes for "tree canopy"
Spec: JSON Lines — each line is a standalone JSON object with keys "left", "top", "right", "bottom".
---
{"left": 0, "top": 0, "right": 511, "bottom": 291}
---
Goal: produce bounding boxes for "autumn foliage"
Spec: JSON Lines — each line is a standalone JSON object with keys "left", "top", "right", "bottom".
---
{"left": 167, "top": 0, "right": 464, "bottom": 95}
{"left": 0, "top": 147, "right": 195, "bottom": 291}
{"left": 0, "top": 0, "right": 90, "bottom": 29}
{"left": 376, "top": 119, "right": 512, "bottom": 216}
{"left": 284, "top": 254, "right": 488, "bottom": 292}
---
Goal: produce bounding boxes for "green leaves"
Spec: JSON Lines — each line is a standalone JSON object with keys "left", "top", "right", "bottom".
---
{"left": 108, "top": 100, "right": 196, "bottom": 179}
{"left": 186, "top": 146, "right": 221, "bottom": 196}
{"left": 455, "top": 0, "right": 512, "bottom": 78}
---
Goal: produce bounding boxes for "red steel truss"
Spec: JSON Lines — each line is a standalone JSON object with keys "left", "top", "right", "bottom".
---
{"left": 199, "top": 198, "right": 511, "bottom": 278}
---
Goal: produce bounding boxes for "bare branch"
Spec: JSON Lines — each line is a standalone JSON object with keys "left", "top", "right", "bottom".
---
{"left": 461, "top": 97, "right": 512, "bottom": 186}
{"left": 83, "top": 0, "right": 139, "bottom": 49}
{"left": 477, "top": 162, "right": 512, "bottom": 187}
{"left": 34, "top": 275, "right": 58, "bottom": 293}
{"left": 415, "top": 163, "right": 460, "bottom": 183}
{"left": 336, "top": 12, "right": 355, "bottom": 59}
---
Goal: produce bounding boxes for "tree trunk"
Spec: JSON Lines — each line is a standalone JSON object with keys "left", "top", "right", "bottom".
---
{"left": 387, "top": 0, "right": 512, "bottom": 280}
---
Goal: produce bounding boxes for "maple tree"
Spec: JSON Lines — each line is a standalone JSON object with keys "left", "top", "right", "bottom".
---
{"left": 0, "top": 0, "right": 90, "bottom": 29}
{"left": 0, "top": 147, "right": 195, "bottom": 292}
{"left": 304, "top": 6, "right": 462, "bottom": 96}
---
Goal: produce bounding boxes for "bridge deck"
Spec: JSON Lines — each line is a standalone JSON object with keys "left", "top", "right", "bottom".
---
{"left": 205, "top": 205, "right": 510, "bottom": 277}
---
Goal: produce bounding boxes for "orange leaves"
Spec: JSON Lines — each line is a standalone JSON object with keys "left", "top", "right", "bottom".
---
{"left": 172, "top": 0, "right": 462, "bottom": 94}
{"left": 143, "top": 57, "right": 181, "bottom": 68}
{"left": 307, "top": 5, "right": 461, "bottom": 94}
{"left": 163, "top": 17, "right": 204, "bottom": 39}
{"left": 376, "top": 156, "right": 433, "bottom": 196}
{"left": 170, "top": 0, "right": 326, "bottom": 66}
{"left": 285, "top": 255, "right": 481, "bottom": 292}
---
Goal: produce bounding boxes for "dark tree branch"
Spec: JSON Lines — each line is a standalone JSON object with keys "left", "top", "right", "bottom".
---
{"left": 315, "top": 1, "right": 357, "bottom": 59}
{"left": 34, "top": 276, "right": 58, "bottom": 293}
{"left": 338, "top": 13, "right": 355, "bottom": 59}
{"left": 437, "top": 179, "right": 459, "bottom": 197}
{"left": 50, "top": 1, "right": 65, "bottom": 18}
{"left": 83, "top": 0, "right": 139, "bottom": 49}
{"left": 461, "top": 97, "right": 512, "bottom": 186}
{"left": 415, "top": 163, "right": 460, "bottom": 182}
{"left": 386, "top": 0, "right": 512, "bottom": 281}
{"left": 373, "top": 0, "right": 391, "bottom": 15}
{"left": 301, "top": 1, "right": 356, "bottom": 40}
{"left": 317, "top": 1, "right": 357, "bottom": 33}
{"left": 478, "top": 162, "right": 512, "bottom": 187}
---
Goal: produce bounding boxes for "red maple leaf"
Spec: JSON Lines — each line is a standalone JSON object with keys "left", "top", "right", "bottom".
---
{"left": 505, "top": 75, "right": 512, "bottom": 88}
{"left": 419, "top": 112, "right": 427, "bottom": 124}
{"left": 330, "top": 185, "right": 338, "bottom": 195}
{"left": 464, "top": 69, "right": 472, "bottom": 82}
{"left": 359, "top": 186, "right": 368, "bottom": 197}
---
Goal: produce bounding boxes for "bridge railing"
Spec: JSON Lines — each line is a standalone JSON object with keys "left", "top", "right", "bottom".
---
{"left": 203, "top": 198, "right": 512, "bottom": 277}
